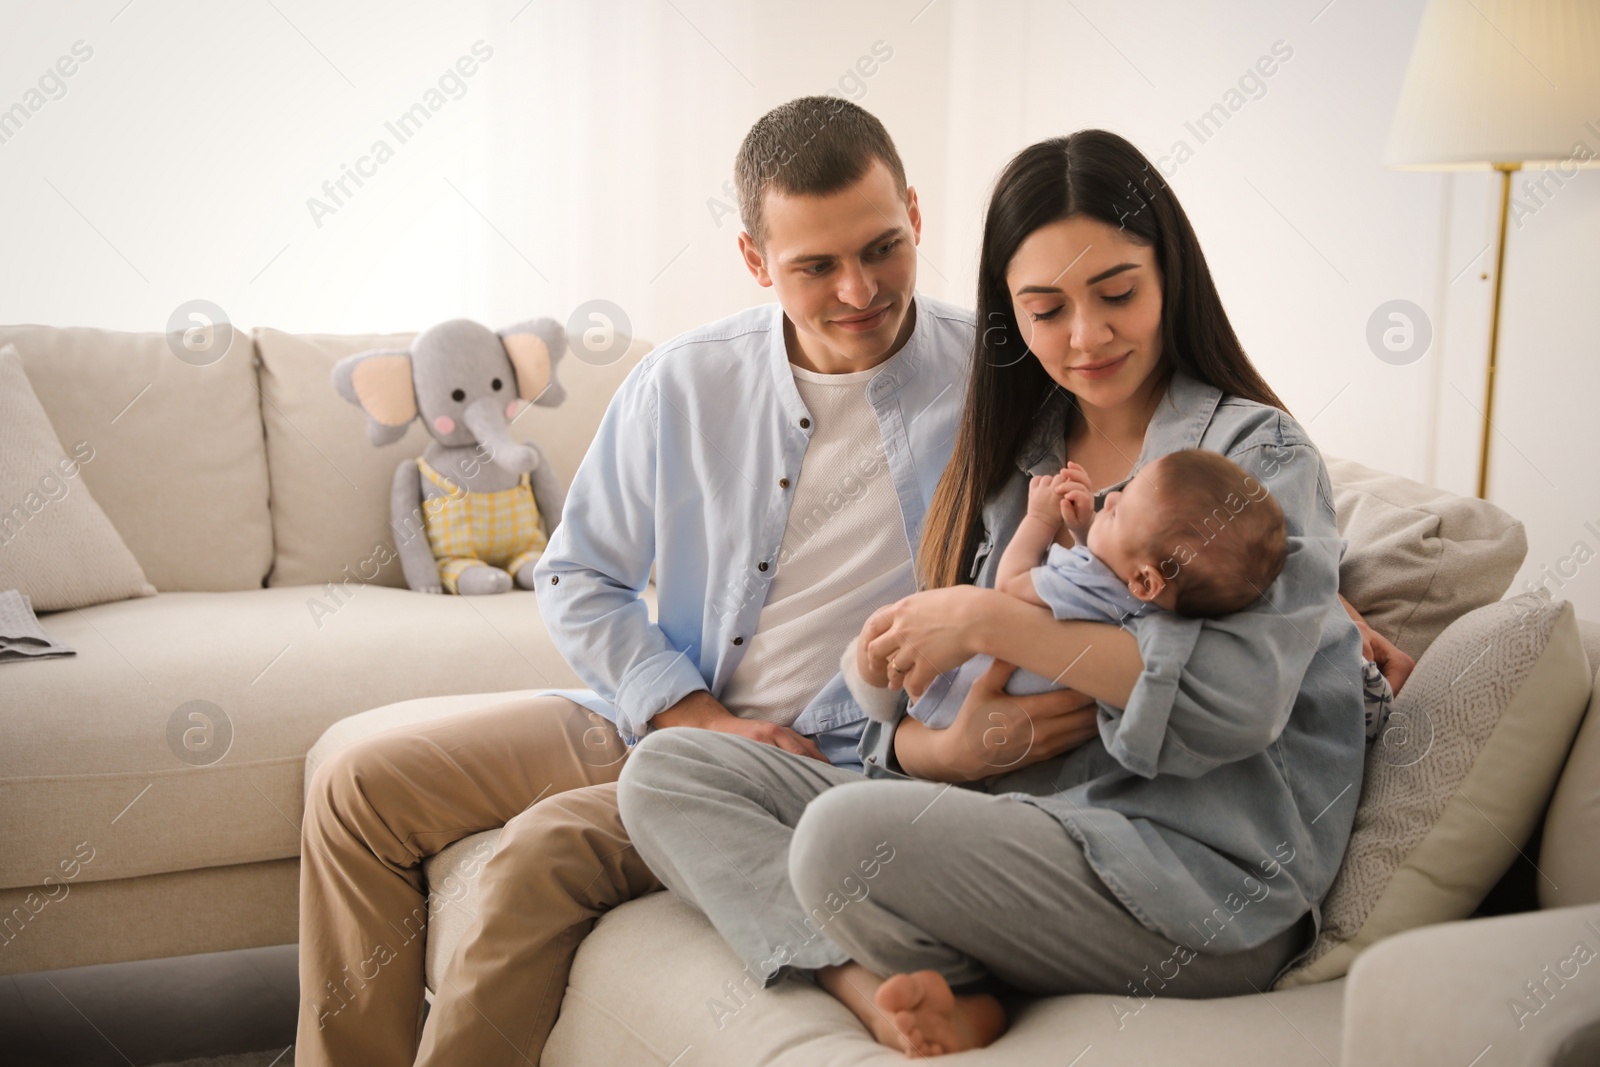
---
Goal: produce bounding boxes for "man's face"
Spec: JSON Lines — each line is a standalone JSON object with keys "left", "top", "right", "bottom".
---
{"left": 739, "top": 159, "right": 921, "bottom": 372}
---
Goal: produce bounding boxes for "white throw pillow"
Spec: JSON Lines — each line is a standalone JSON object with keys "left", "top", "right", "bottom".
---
{"left": 0, "top": 344, "right": 154, "bottom": 611}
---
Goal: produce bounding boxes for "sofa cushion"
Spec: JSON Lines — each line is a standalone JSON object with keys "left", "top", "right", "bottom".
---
{"left": 533, "top": 890, "right": 1346, "bottom": 1066}
{"left": 1539, "top": 620, "right": 1600, "bottom": 909}
{"left": 0, "top": 587, "right": 581, "bottom": 890}
{"left": 412, "top": 830, "right": 1345, "bottom": 1064}
{"left": 254, "top": 329, "right": 422, "bottom": 589}
{"left": 0, "top": 324, "right": 273, "bottom": 592}
{"left": 402, "top": 776, "right": 1346, "bottom": 1064}
{"left": 1326, "top": 455, "right": 1527, "bottom": 661}
{"left": 0, "top": 344, "right": 154, "bottom": 610}
{"left": 254, "top": 327, "right": 653, "bottom": 589}
{"left": 1276, "top": 594, "right": 1591, "bottom": 988}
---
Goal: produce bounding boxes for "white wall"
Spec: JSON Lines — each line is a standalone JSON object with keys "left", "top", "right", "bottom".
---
{"left": 2, "top": 0, "right": 1596, "bottom": 617}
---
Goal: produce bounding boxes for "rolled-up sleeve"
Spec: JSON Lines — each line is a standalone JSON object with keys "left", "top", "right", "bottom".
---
{"left": 1102, "top": 440, "right": 1344, "bottom": 779}
{"left": 532, "top": 362, "right": 708, "bottom": 742}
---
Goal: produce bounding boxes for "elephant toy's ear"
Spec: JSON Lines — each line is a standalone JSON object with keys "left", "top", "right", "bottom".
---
{"left": 499, "top": 317, "right": 568, "bottom": 407}
{"left": 331, "top": 348, "right": 417, "bottom": 447}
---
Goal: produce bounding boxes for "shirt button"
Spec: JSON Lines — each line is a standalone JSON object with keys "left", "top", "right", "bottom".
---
{"left": 799, "top": 417, "right": 810, "bottom": 429}
{"left": 550, "top": 576, "right": 559, "bottom": 585}
{"left": 757, "top": 561, "right": 769, "bottom": 571}
{"left": 732, "top": 636, "right": 744, "bottom": 645}
{"left": 779, "top": 477, "right": 790, "bottom": 489}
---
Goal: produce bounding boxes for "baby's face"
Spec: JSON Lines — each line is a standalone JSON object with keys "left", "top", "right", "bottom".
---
{"left": 1084, "top": 469, "right": 1162, "bottom": 583}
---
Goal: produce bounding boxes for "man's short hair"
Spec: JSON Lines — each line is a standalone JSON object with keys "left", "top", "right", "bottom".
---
{"left": 734, "top": 96, "right": 908, "bottom": 246}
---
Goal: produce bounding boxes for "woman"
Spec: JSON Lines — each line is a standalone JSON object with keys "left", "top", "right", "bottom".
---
{"left": 617, "top": 130, "right": 1412, "bottom": 1057}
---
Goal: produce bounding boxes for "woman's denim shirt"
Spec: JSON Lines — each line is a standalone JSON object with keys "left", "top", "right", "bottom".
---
{"left": 853, "top": 371, "right": 1367, "bottom": 957}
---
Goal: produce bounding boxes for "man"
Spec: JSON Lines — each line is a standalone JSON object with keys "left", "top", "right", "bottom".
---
{"left": 296, "top": 95, "right": 1078, "bottom": 1065}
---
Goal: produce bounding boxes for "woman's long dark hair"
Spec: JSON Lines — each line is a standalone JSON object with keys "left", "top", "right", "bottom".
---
{"left": 917, "top": 130, "right": 1288, "bottom": 591}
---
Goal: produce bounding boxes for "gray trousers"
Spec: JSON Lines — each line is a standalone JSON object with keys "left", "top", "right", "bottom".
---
{"left": 616, "top": 729, "right": 1307, "bottom": 998}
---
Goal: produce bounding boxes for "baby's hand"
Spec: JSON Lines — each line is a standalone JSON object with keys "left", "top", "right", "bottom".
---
{"left": 855, "top": 634, "right": 889, "bottom": 689}
{"left": 1058, "top": 462, "right": 1095, "bottom": 543}
{"left": 1026, "top": 474, "right": 1066, "bottom": 530}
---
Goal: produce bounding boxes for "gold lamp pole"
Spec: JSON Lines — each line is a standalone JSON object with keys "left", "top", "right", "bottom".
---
{"left": 1383, "top": 0, "right": 1600, "bottom": 499}
{"left": 1478, "top": 162, "right": 1517, "bottom": 500}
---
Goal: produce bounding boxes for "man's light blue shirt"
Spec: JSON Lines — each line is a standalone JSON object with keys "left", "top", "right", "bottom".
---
{"left": 530, "top": 296, "right": 976, "bottom": 766}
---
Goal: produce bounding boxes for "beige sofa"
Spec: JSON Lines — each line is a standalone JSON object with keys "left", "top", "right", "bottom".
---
{"left": 7, "top": 319, "right": 1600, "bottom": 1065}
{"left": 308, "top": 623, "right": 1600, "bottom": 1066}
{"left": 0, "top": 322, "right": 652, "bottom": 975}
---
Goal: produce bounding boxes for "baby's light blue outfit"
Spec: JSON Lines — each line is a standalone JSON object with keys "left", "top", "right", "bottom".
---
{"left": 1032, "top": 542, "right": 1153, "bottom": 624}
{"left": 900, "top": 543, "right": 1155, "bottom": 729}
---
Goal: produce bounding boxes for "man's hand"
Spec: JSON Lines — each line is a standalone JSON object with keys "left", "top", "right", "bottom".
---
{"left": 649, "top": 690, "right": 828, "bottom": 762}
{"left": 1360, "top": 623, "right": 1415, "bottom": 696}
{"left": 1340, "top": 595, "right": 1416, "bottom": 696}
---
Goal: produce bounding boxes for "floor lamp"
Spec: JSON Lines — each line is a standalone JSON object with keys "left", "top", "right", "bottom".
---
{"left": 1383, "top": 0, "right": 1600, "bottom": 498}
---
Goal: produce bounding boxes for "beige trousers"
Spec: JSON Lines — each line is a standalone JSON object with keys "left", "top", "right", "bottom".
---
{"left": 295, "top": 694, "right": 662, "bottom": 1066}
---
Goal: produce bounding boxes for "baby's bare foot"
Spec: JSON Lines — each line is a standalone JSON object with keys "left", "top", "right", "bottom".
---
{"left": 874, "top": 971, "right": 1006, "bottom": 1057}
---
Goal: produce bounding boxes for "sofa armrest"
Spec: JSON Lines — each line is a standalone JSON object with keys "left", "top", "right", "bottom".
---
{"left": 1541, "top": 655, "right": 1600, "bottom": 908}
{"left": 1342, "top": 903, "right": 1600, "bottom": 1067}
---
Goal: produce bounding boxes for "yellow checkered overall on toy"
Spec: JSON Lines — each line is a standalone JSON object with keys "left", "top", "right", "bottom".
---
{"left": 417, "top": 457, "right": 549, "bottom": 593}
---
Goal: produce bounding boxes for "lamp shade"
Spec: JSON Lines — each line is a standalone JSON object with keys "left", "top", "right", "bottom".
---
{"left": 1384, "top": 0, "right": 1600, "bottom": 169}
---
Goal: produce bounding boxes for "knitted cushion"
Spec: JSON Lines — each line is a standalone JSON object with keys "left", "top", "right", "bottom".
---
{"left": 1277, "top": 593, "right": 1590, "bottom": 987}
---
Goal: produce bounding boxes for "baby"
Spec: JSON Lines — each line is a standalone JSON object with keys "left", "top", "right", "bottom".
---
{"left": 846, "top": 448, "right": 1289, "bottom": 726}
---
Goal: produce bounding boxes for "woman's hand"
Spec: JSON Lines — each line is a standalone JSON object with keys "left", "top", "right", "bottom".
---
{"left": 863, "top": 586, "right": 993, "bottom": 699}
{"left": 1340, "top": 594, "right": 1416, "bottom": 695}
{"left": 896, "top": 659, "right": 1101, "bottom": 782}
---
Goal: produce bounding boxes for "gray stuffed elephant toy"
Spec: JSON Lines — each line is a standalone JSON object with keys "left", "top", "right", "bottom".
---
{"left": 332, "top": 318, "right": 568, "bottom": 595}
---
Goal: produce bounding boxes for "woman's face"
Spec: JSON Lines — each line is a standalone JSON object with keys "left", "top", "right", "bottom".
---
{"left": 1005, "top": 214, "right": 1165, "bottom": 411}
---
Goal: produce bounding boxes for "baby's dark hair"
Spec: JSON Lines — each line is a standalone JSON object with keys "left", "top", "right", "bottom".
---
{"left": 1139, "top": 449, "right": 1286, "bottom": 617}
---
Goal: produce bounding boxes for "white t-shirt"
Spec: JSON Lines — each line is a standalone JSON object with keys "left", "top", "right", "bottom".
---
{"left": 718, "top": 360, "right": 917, "bottom": 725}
